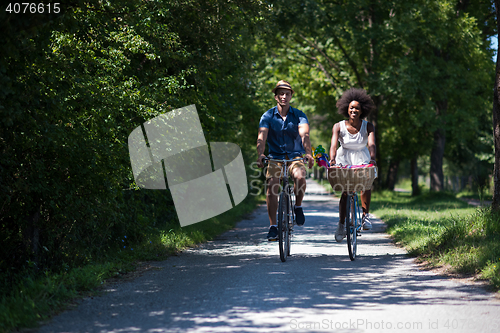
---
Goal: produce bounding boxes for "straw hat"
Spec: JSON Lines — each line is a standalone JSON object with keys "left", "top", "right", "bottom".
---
{"left": 272, "top": 80, "right": 294, "bottom": 94}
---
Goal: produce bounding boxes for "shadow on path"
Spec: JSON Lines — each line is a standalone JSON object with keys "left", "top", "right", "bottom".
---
{"left": 37, "top": 180, "right": 500, "bottom": 333}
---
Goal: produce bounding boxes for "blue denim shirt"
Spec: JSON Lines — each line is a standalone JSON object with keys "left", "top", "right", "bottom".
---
{"left": 259, "top": 106, "right": 309, "bottom": 159}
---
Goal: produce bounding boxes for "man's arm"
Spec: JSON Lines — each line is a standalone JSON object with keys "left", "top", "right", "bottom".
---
{"left": 298, "top": 123, "right": 314, "bottom": 168}
{"left": 257, "top": 127, "right": 269, "bottom": 168}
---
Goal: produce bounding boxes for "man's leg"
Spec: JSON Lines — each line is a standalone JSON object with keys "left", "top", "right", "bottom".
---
{"left": 266, "top": 177, "right": 280, "bottom": 226}
{"left": 266, "top": 176, "right": 281, "bottom": 240}
{"left": 292, "top": 166, "right": 307, "bottom": 206}
{"left": 291, "top": 165, "right": 307, "bottom": 225}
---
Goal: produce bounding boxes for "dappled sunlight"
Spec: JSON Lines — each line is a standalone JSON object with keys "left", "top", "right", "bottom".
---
{"left": 37, "top": 180, "right": 500, "bottom": 333}
{"left": 90, "top": 249, "right": 499, "bottom": 332}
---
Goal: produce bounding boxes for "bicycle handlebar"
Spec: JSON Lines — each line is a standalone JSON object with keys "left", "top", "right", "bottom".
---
{"left": 263, "top": 156, "right": 308, "bottom": 164}
{"left": 330, "top": 163, "right": 375, "bottom": 168}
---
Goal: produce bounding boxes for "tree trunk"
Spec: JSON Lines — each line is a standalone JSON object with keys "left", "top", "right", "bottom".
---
{"left": 24, "top": 206, "right": 41, "bottom": 270}
{"left": 492, "top": 0, "right": 500, "bottom": 211}
{"left": 385, "top": 160, "right": 399, "bottom": 191}
{"left": 430, "top": 127, "right": 446, "bottom": 191}
{"left": 411, "top": 154, "right": 420, "bottom": 196}
{"left": 430, "top": 100, "right": 447, "bottom": 192}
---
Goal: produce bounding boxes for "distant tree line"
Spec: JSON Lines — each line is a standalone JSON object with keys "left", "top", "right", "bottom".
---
{"left": 254, "top": 0, "right": 495, "bottom": 196}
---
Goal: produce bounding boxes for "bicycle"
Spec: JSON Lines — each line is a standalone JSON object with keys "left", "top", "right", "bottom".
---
{"left": 327, "top": 164, "right": 376, "bottom": 261}
{"left": 343, "top": 191, "right": 362, "bottom": 261}
{"left": 264, "top": 156, "right": 306, "bottom": 262}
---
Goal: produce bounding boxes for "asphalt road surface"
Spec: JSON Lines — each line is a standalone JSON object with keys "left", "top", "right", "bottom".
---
{"left": 37, "top": 179, "right": 500, "bottom": 333}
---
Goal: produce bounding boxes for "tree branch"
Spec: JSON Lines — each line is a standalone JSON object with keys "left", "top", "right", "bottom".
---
{"left": 290, "top": 37, "right": 340, "bottom": 89}
{"left": 296, "top": 32, "right": 342, "bottom": 73}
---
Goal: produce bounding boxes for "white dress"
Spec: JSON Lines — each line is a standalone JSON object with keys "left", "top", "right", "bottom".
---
{"left": 336, "top": 120, "right": 371, "bottom": 166}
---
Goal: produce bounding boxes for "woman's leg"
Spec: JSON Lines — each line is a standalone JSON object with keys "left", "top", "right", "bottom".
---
{"left": 360, "top": 189, "right": 373, "bottom": 230}
{"left": 360, "top": 189, "right": 371, "bottom": 216}
{"left": 335, "top": 191, "right": 348, "bottom": 242}
{"left": 339, "top": 192, "right": 347, "bottom": 223}
{"left": 335, "top": 192, "right": 347, "bottom": 243}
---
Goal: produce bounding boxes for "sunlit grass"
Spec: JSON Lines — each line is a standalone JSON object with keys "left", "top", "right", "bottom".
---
{"left": 370, "top": 190, "right": 500, "bottom": 291}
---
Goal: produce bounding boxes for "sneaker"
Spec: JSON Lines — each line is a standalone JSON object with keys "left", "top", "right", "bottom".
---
{"left": 267, "top": 226, "right": 278, "bottom": 241}
{"left": 362, "top": 214, "right": 373, "bottom": 230}
{"left": 335, "top": 222, "right": 346, "bottom": 242}
{"left": 295, "top": 206, "right": 305, "bottom": 226}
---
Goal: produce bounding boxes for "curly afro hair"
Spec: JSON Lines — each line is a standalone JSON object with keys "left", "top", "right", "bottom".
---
{"left": 336, "top": 88, "right": 376, "bottom": 119}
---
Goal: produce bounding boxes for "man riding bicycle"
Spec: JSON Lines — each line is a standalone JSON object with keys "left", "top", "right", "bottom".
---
{"left": 256, "top": 80, "right": 314, "bottom": 241}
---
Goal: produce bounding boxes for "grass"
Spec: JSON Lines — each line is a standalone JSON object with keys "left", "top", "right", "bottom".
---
{"left": 392, "top": 177, "right": 416, "bottom": 192}
{"left": 370, "top": 190, "right": 500, "bottom": 291}
{"left": 0, "top": 195, "right": 259, "bottom": 333}
{"left": 0, "top": 262, "right": 134, "bottom": 331}
{"left": 456, "top": 190, "right": 493, "bottom": 202}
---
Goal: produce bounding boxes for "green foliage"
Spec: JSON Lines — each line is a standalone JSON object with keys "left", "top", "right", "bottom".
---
{"left": 371, "top": 191, "right": 500, "bottom": 290}
{"left": 253, "top": 0, "right": 494, "bottom": 189}
{"left": 0, "top": 0, "right": 266, "bottom": 303}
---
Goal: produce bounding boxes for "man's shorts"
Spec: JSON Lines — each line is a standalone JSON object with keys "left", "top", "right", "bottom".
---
{"left": 266, "top": 158, "right": 306, "bottom": 180}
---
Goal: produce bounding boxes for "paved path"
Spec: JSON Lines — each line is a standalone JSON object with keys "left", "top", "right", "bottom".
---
{"left": 37, "top": 179, "right": 500, "bottom": 333}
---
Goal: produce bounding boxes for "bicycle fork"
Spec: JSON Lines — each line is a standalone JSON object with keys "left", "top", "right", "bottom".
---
{"left": 354, "top": 195, "right": 362, "bottom": 236}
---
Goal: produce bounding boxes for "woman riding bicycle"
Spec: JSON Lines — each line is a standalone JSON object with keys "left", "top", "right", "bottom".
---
{"left": 329, "top": 88, "right": 377, "bottom": 242}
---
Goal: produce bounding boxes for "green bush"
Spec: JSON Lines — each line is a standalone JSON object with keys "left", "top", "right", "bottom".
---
{"left": 0, "top": 0, "right": 264, "bottom": 283}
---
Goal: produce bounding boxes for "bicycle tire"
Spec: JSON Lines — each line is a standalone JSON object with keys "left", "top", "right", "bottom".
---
{"left": 287, "top": 184, "right": 294, "bottom": 256}
{"left": 346, "top": 194, "right": 357, "bottom": 261}
{"left": 353, "top": 195, "right": 359, "bottom": 258}
{"left": 278, "top": 191, "right": 289, "bottom": 262}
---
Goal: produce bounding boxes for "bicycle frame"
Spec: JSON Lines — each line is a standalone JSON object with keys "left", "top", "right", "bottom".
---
{"left": 265, "top": 156, "right": 304, "bottom": 262}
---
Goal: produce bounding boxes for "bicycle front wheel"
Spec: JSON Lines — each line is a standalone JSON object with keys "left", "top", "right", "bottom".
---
{"left": 287, "top": 184, "right": 294, "bottom": 256}
{"left": 278, "top": 191, "right": 289, "bottom": 262}
{"left": 346, "top": 194, "right": 357, "bottom": 261}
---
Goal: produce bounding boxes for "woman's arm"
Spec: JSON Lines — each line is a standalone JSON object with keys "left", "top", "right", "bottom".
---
{"left": 367, "top": 122, "right": 376, "bottom": 165}
{"left": 329, "top": 122, "right": 340, "bottom": 165}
